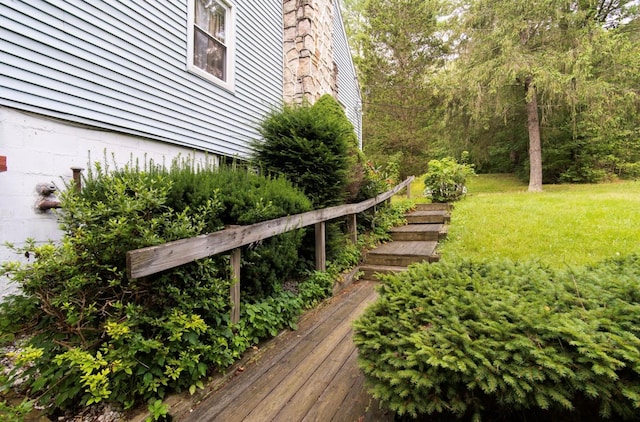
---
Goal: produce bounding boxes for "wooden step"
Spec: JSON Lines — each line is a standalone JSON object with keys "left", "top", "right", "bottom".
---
{"left": 390, "top": 223, "right": 447, "bottom": 242}
{"left": 405, "top": 210, "right": 451, "bottom": 224}
{"left": 365, "top": 241, "right": 439, "bottom": 267}
{"left": 358, "top": 264, "right": 406, "bottom": 281}
{"left": 415, "top": 203, "right": 454, "bottom": 212}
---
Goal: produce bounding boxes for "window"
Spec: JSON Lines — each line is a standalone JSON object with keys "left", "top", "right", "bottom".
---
{"left": 187, "top": 0, "right": 235, "bottom": 90}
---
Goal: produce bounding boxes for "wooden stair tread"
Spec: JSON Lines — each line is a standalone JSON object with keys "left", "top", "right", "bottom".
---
{"left": 359, "top": 264, "right": 407, "bottom": 272}
{"left": 407, "top": 210, "right": 449, "bottom": 216}
{"left": 368, "top": 240, "right": 438, "bottom": 256}
{"left": 391, "top": 223, "right": 444, "bottom": 233}
{"left": 406, "top": 210, "right": 450, "bottom": 218}
{"left": 359, "top": 264, "right": 407, "bottom": 281}
{"left": 415, "top": 203, "right": 453, "bottom": 211}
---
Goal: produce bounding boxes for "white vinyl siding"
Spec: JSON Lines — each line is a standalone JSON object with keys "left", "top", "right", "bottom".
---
{"left": 0, "top": 0, "right": 283, "bottom": 158}
{"left": 332, "top": 0, "right": 363, "bottom": 147}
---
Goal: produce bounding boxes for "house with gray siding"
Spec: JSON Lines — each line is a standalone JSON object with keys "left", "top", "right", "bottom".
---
{"left": 0, "top": 0, "right": 362, "bottom": 299}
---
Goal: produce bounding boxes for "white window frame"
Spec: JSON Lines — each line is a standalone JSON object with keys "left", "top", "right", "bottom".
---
{"left": 187, "top": 0, "right": 236, "bottom": 92}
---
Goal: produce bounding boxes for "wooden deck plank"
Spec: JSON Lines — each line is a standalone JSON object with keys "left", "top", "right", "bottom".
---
{"left": 231, "top": 290, "right": 377, "bottom": 422}
{"left": 183, "top": 281, "right": 378, "bottom": 422}
{"left": 186, "top": 284, "right": 372, "bottom": 420}
{"left": 337, "top": 365, "right": 390, "bottom": 422}
{"left": 269, "top": 331, "right": 358, "bottom": 421}
{"left": 391, "top": 223, "right": 444, "bottom": 233}
{"left": 302, "top": 350, "right": 393, "bottom": 422}
{"left": 236, "top": 318, "right": 356, "bottom": 421}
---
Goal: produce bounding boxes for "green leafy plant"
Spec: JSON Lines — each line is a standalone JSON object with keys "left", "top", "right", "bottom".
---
{"left": 251, "top": 95, "right": 361, "bottom": 264}
{"left": 0, "top": 159, "right": 313, "bottom": 415}
{"left": 0, "top": 152, "right": 412, "bottom": 417}
{"left": 0, "top": 398, "right": 34, "bottom": 422}
{"left": 353, "top": 255, "right": 640, "bottom": 421}
{"left": 423, "top": 155, "right": 475, "bottom": 203}
{"left": 146, "top": 399, "right": 169, "bottom": 421}
{"left": 0, "top": 294, "right": 38, "bottom": 346}
{"left": 160, "top": 162, "right": 312, "bottom": 299}
{"left": 356, "top": 155, "right": 402, "bottom": 201}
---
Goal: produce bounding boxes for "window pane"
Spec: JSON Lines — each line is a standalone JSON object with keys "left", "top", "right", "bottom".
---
{"left": 195, "top": 0, "right": 225, "bottom": 43}
{"left": 194, "top": 27, "right": 226, "bottom": 80}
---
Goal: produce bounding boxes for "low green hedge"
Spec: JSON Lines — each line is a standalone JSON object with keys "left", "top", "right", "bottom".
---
{"left": 0, "top": 161, "right": 318, "bottom": 416}
{"left": 353, "top": 255, "right": 640, "bottom": 421}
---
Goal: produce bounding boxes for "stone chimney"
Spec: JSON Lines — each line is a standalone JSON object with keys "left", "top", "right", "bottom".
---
{"left": 283, "top": 0, "right": 337, "bottom": 104}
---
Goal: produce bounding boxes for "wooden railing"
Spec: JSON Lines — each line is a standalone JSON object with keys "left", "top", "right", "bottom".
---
{"left": 126, "top": 176, "right": 414, "bottom": 322}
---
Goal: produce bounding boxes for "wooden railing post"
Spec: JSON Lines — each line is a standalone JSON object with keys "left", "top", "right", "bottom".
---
{"left": 406, "top": 179, "right": 412, "bottom": 199}
{"left": 315, "top": 222, "right": 326, "bottom": 271}
{"left": 346, "top": 214, "right": 357, "bottom": 244}
{"left": 230, "top": 248, "right": 241, "bottom": 324}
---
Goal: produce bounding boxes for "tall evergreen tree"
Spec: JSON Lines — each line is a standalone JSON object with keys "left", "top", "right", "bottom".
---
{"left": 354, "top": 0, "right": 450, "bottom": 178}
{"left": 448, "top": 0, "right": 640, "bottom": 190}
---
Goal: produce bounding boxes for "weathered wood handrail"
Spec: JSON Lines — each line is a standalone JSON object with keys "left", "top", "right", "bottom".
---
{"left": 126, "top": 176, "right": 413, "bottom": 323}
{"left": 126, "top": 176, "right": 414, "bottom": 279}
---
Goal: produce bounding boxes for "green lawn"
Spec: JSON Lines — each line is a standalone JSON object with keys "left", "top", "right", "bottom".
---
{"left": 435, "top": 175, "right": 640, "bottom": 268}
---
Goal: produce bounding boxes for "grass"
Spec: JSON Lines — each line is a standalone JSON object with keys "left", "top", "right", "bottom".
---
{"left": 430, "top": 174, "right": 640, "bottom": 268}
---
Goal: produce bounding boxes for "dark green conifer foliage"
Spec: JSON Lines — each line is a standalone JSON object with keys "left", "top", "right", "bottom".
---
{"left": 354, "top": 255, "right": 640, "bottom": 421}
{"left": 252, "top": 95, "right": 352, "bottom": 209}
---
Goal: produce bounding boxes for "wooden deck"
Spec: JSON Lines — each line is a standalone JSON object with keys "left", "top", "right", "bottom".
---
{"left": 178, "top": 280, "right": 393, "bottom": 422}
{"left": 142, "top": 203, "right": 452, "bottom": 422}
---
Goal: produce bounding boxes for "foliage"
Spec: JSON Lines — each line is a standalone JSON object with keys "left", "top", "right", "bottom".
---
{"left": 253, "top": 95, "right": 365, "bottom": 264}
{"left": 0, "top": 165, "right": 232, "bottom": 413}
{"left": 0, "top": 397, "right": 33, "bottom": 422}
{"left": 82, "top": 159, "right": 313, "bottom": 299}
{"left": 423, "top": 156, "right": 476, "bottom": 203}
{"left": 0, "top": 160, "right": 314, "bottom": 415}
{"left": 161, "top": 163, "right": 312, "bottom": 298}
{"left": 353, "top": 255, "right": 640, "bottom": 421}
{"left": 0, "top": 294, "right": 38, "bottom": 346}
{"left": 252, "top": 95, "right": 354, "bottom": 209}
{"left": 356, "top": 155, "right": 402, "bottom": 201}
{"left": 349, "top": 0, "right": 450, "bottom": 178}
{"left": 443, "top": 0, "right": 640, "bottom": 187}
{"left": 345, "top": 0, "right": 640, "bottom": 185}
{"left": 369, "top": 199, "right": 413, "bottom": 241}
{"left": 0, "top": 152, "right": 413, "bottom": 417}
{"left": 146, "top": 399, "right": 169, "bottom": 422}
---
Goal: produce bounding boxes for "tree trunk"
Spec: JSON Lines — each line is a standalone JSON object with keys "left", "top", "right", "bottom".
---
{"left": 525, "top": 79, "right": 543, "bottom": 192}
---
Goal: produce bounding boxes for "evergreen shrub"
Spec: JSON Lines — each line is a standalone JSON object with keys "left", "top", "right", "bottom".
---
{"left": 353, "top": 255, "right": 640, "bottom": 421}
{"left": 252, "top": 94, "right": 353, "bottom": 209}
{"left": 251, "top": 95, "right": 359, "bottom": 263}
{"left": 163, "top": 162, "right": 312, "bottom": 298}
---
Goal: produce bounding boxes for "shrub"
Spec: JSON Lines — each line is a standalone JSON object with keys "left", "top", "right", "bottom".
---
{"left": 252, "top": 95, "right": 361, "bottom": 265}
{"left": 0, "top": 159, "right": 313, "bottom": 415}
{"left": 161, "top": 162, "right": 313, "bottom": 298}
{"left": 423, "top": 156, "right": 475, "bottom": 203}
{"left": 0, "top": 154, "right": 410, "bottom": 417}
{"left": 252, "top": 95, "right": 353, "bottom": 209}
{"left": 356, "top": 156, "right": 401, "bottom": 202}
{"left": 353, "top": 255, "right": 640, "bottom": 421}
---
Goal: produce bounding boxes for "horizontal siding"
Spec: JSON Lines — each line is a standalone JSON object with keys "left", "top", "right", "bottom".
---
{"left": 235, "top": 2, "right": 284, "bottom": 107}
{"left": 0, "top": 0, "right": 283, "bottom": 157}
{"left": 332, "top": 0, "right": 363, "bottom": 145}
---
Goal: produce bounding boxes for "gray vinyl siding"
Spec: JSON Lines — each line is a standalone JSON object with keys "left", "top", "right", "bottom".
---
{"left": 332, "top": 0, "right": 362, "bottom": 147}
{"left": 0, "top": 0, "right": 283, "bottom": 158}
